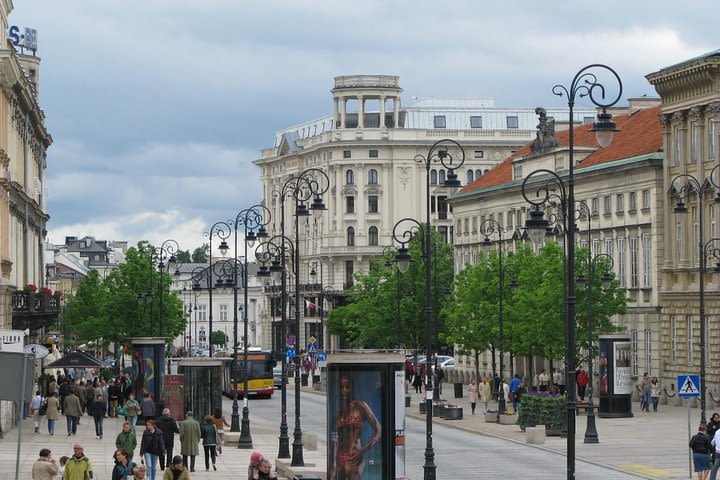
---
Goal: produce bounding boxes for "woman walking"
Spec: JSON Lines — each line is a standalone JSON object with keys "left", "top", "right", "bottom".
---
{"left": 116, "top": 421, "right": 138, "bottom": 460}
{"left": 45, "top": 392, "right": 60, "bottom": 436}
{"left": 650, "top": 377, "right": 662, "bottom": 412}
{"left": 124, "top": 394, "right": 141, "bottom": 433}
{"left": 690, "top": 423, "right": 713, "bottom": 480}
{"left": 201, "top": 415, "right": 218, "bottom": 471}
{"left": 211, "top": 407, "right": 230, "bottom": 455}
{"left": 468, "top": 378, "right": 479, "bottom": 415}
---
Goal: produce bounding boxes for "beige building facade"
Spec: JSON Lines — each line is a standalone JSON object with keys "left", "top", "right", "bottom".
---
{"left": 0, "top": 1, "right": 54, "bottom": 434}
{"left": 254, "top": 75, "right": 593, "bottom": 350}
{"left": 647, "top": 50, "right": 720, "bottom": 395}
{"left": 449, "top": 100, "right": 664, "bottom": 382}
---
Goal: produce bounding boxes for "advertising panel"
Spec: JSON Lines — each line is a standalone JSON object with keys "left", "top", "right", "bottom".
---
{"left": 613, "top": 341, "right": 632, "bottom": 395}
{"left": 327, "top": 352, "right": 403, "bottom": 479}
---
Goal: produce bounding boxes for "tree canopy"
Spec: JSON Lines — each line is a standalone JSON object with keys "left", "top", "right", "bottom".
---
{"left": 60, "top": 241, "right": 187, "bottom": 349}
{"left": 327, "top": 228, "right": 454, "bottom": 351}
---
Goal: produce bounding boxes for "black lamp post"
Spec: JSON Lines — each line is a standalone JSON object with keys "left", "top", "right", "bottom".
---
{"left": 521, "top": 64, "right": 622, "bottom": 480}
{"left": 382, "top": 245, "right": 402, "bottom": 340}
{"left": 575, "top": 237, "right": 613, "bottom": 444}
{"left": 480, "top": 219, "right": 518, "bottom": 420}
{"left": 669, "top": 165, "right": 720, "bottom": 424}
{"left": 228, "top": 204, "right": 270, "bottom": 444}
{"left": 307, "top": 258, "right": 336, "bottom": 352}
{"left": 203, "top": 222, "right": 233, "bottom": 358}
{"left": 255, "top": 234, "right": 295, "bottom": 459}
{"left": 276, "top": 168, "right": 330, "bottom": 467}
{"left": 156, "top": 239, "right": 180, "bottom": 374}
{"left": 393, "top": 138, "right": 464, "bottom": 480}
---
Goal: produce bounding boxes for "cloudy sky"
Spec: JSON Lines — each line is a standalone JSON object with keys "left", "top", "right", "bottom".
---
{"left": 10, "top": 0, "right": 715, "bottom": 255}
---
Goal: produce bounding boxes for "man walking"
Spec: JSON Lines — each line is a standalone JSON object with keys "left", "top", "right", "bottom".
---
{"left": 156, "top": 408, "right": 180, "bottom": 469}
{"left": 64, "top": 443, "right": 93, "bottom": 480}
{"left": 63, "top": 388, "right": 83, "bottom": 436}
{"left": 31, "top": 448, "right": 58, "bottom": 480}
{"left": 576, "top": 367, "right": 589, "bottom": 401}
{"left": 640, "top": 372, "right": 652, "bottom": 412}
{"left": 179, "top": 411, "right": 201, "bottom": 472}
{"left": 30, "top": 390, "right": 44, "bottom": 434}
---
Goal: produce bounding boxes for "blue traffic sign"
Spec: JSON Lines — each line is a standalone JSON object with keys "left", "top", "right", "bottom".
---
{"left": 317, "top": 351, "right": 327, "bottom": 362}
{"left": 678, "top": 374, "right": 701, "bottom": 398}
{"left": 287, "top": 348, "right": 296, "bottom": 359}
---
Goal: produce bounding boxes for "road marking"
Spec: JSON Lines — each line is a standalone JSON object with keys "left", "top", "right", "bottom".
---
{"left": 616, "top": 464, "right": 676, "bottom": 478}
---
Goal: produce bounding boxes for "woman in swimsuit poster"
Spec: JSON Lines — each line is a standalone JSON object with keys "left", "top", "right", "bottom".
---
{"left": 330, "top": 373, "right": 382, "bottom": 480}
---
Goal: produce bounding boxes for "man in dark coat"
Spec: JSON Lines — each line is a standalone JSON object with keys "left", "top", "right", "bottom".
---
{"left": 155, "top": 408, "right": 180, "bottom": 469}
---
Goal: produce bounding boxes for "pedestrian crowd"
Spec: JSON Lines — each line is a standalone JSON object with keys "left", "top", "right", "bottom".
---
{"left": 27, "top": 368, "right": 276, "bottom": 480}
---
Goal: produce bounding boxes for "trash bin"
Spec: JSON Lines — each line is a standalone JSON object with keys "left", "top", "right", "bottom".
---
{"left": 454, "top": 382, "right": 464, "bottom": 398}
{"left": 405, "top": 395, "right": 410, "bottom": 407}
{"left": 301, "top": 373, "right": 309, "bottom": 386}
{"left": 312, "top": 374, "right": 320, "bottom": 385}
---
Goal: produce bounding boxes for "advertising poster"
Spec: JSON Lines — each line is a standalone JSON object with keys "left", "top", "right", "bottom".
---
{"left": 613, "top": 341, "right": 632, "bottom": 395}
{"left": 599, "top": 341, "right": 609, "bottom": 395}
{"left": 162, "top": 374, "right": 185, "bottom": 419}
{"left": 132, "top": 343, "right": 164, "bottom": 400}
{"left": 328, "top": 366, "right": 384, "bottom": 480}
{"left": 393, "top": 370, "right": 406, "bottom": 480}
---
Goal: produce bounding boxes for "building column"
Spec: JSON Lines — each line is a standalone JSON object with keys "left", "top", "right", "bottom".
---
{"left": 333, "top": 97, "right": 339, "bottom": 128}
{"left": 340, "top": 96, "right": 346, "bottom": 129}
{"left": 393, "top": 96, "right": 400, "bottom": 129}
{"left": 379, "top": 96, "right": 386, "bottom": 129}
{"left": 358, "top": 95, "right": 364, "bottom": 129}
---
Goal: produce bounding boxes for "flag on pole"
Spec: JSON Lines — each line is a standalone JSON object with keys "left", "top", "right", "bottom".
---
{"left": 304, "top": 299, "right": 324, "bottom": 311}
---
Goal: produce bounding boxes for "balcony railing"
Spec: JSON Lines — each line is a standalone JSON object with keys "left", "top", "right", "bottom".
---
{"left": 11, "top": 291, "right": 62, "bottom": 331}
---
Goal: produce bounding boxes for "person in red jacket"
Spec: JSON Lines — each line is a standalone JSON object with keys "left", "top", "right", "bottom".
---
{"left": 576, "top": 367, "right": 589, "bottom": 401}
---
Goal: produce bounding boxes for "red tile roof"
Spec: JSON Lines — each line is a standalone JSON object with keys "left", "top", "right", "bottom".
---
{"left": 461, "top": 105, "right": 663, "bottom": 193}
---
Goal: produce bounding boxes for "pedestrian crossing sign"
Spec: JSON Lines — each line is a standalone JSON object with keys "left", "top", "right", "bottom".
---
{"left": 677, "top": 374, "right": 701, "bottom": 398}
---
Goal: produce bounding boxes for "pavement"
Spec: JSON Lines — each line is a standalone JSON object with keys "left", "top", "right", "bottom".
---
{"left": 0, "top": 379, "right": 710, "bottom": 480}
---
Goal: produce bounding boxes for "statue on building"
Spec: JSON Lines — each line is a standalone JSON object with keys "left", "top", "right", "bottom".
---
{"left": 530, "top": 107, "right": 558, "bottom": 154}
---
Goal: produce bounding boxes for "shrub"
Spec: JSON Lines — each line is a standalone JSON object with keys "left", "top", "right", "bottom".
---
{"left": 517, "top": 391, "right": 566, "bottom": 431}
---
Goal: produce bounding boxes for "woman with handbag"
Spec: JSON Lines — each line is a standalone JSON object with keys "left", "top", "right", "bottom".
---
{"left": 45, "top": 392, "right": 60, "bottom": 436}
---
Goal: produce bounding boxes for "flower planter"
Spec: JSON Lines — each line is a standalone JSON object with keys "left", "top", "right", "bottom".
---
{"left": 484, "top": 412, "right": 498, "bottom": 423}
{"left": 499, "top": 413, "right": 518, "bottom": 425}
{"left": 443, "top": 407, "right": 463, "bottom": 420}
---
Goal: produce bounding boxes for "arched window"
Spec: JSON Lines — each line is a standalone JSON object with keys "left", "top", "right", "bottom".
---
{"left": 484, "top": 169, "right": 489, "bottom": 174}
{"left": 368, "top": 168, "right": 378, "bottom": 185}
{"left": 346, "top": 169, "right": 355, "bottom": 185}
{"left": 347, "top": 226, "right": 355, "bottom": 246}
{"left": 430, "top": 170, "right": 438, "bottom": 185}
{"left": 368, "top": 226, "right": 378, "bottom": 246}
{"left": 475, "top": 169, "right": 482, "bottom": 178}
{"left": 439, "top": 169, "right": 446, "bottom": 184}
{"left": 466, "top": 169, "right": 474, "bottom": 184}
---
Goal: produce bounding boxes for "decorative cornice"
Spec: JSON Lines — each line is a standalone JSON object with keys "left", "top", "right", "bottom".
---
{"left": 0, "top": 148, "right": 9, "bottom": 169}
{"left": 708, "top": 102, "right": 720, "bottom": 114}
{"left": 659, "top": 114, "right": 671, "bottom": 127}
{"left": 1, "top": 258, "right": 12, "bottom": 278}
{"left": 689, "top": 106, "right": 704, "bottom": 119}
{"left": 672, "top": 110, "right": 687, "bottom": 123}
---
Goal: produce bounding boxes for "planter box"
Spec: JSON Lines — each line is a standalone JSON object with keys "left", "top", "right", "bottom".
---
{"left": 443, "top": 407, "right": 463, "bottom": 420}
{"left": 484, "top": 412, "right": 498, "bottom": 423}
{"left": 499, "top": 413, "right": 518, "bottom": 425}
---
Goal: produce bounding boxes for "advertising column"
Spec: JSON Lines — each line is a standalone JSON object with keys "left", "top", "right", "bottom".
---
{"left": 598, "top": 334, "right": 633, "bottom": 418}
{"left": 129, "top": 337, "right": 166, "bottom": 412}
{"left": 327, "top": 352, "right": 404, "bottom": 479}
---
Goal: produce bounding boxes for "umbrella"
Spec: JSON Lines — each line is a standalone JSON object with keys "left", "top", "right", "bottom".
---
{"left": 45, "top": 350, "right": 104, "bottom": 369}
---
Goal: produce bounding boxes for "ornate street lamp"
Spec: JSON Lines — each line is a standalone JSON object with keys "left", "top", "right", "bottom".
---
{"left": 307, "top": 258, "right": 335, "bottom": 352}
{"left": 255, "top": 234, "right": 294, "bottom": 459}
{"left": 480, "top": 219, "right": 518, "bottom": 420}
{"left": 522, "top": 64, "right": 622, "bottom": 480}
{"left": 393, "top": 138, "right": 465, "bottom": 480}
{"left": 156, "top": 239, "right": 180, "bottom": 374}
{"left": 669, "top": 165, "right": 720, "bottom": 423}
{"left": 228, "top": 205, "right": 271, "bottom": 444}
{"left": 203, "top": 222, "right": 233, "bottom": 358}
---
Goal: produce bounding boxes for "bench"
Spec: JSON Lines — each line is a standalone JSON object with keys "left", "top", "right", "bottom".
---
{"left": 576, "top": 402, "right": 589, "bottom": 415}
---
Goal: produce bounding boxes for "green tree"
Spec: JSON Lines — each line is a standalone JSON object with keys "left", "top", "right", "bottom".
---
{"left": 443, "top": 242, "right": 627, "bottom": 378}
{"left": 60, "top": 269, "right": 108, "bottom": 345}
{"left": 192, "top": 244, "right": 209, "bottom": 263}
{"left": 211, "top": 330, "right": 227, "bottom": 346}
{"left": 328, "top": 228, "right": 454, "bottom": 350}
{"left": 175, "top": 249, "right": 192, "bottom": 263}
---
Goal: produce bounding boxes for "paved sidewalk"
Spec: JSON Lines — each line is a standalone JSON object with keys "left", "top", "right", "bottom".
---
{"left": 408, "top": 383, "right": 704, "bottom": 480}
{"left": 0, "top": 380, "right": 708, "bottom": 480}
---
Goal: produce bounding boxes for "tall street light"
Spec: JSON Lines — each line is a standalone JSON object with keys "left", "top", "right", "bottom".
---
{"left": 156, "top": 239, "right": 180, "bottom": 374}
{"left": 255, "top": 234, "right": 294, "bottom": 459}
{"left": 576, "top": 240, "right": 613, "bottom": 444}
{"left": 204, "top": 222, "right": 232, "bottom": 358}
{"left": 522, "top": 64, "right": 622, "bottom": 480}
{"left": 228, "top": 205, "right": 270, "bottom": 444}
{"left": 669, "top": 165, "right": 720, "bottom": 424}
{"left": 480, "top": 219, "right": 518, "bottom": 420}
{"left": 393, "top": 138, "right": 464, "bottom": 480}
{"left": 307, "top": 257, "right": 336, "bottom": 352}
{"left": 282, "top": 168, "right": 329, "bottom": 467}
{"left": 382, "top": 245, "right": 402, "bottom": 340}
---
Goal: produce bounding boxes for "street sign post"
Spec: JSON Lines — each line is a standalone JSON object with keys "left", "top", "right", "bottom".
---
{"left": 678, "top": 374, "right": 701, "bottom": 478}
